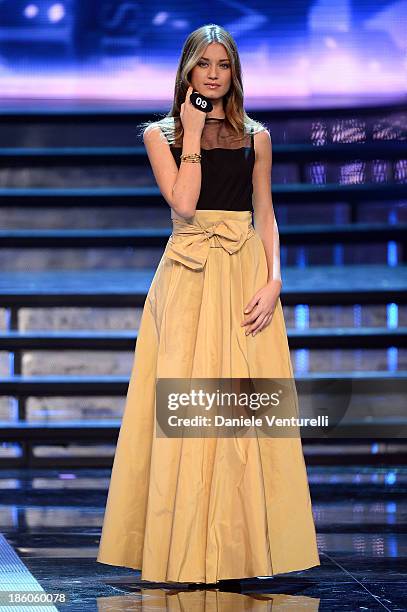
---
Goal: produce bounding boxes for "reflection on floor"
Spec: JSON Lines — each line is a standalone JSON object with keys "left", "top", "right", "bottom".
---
{"left": 0, "top": 467, "right": 405, "bottom": 611}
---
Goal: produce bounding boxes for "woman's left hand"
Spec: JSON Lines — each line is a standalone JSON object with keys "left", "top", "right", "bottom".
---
{"left": 241, "top": 280, "right": 282, "bottom": 337}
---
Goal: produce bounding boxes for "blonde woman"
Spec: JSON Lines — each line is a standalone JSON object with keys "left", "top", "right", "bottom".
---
{"left": 97, "top": 23, "right": 320, "bottom": 586}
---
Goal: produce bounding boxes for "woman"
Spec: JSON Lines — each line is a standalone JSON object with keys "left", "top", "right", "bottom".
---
{"left": 97, "top": 23, "right": 320, "bottom": 585}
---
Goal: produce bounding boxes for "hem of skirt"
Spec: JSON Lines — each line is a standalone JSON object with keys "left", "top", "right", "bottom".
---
{"left": 96, "top": 557, "right": 141, "bottom": 571}
{"left": 96, "top": 556, "right": 321, "bottom": 584}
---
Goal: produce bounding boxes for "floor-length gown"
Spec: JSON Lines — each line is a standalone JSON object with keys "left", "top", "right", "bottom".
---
{"left": 96, "top": 116, "right": 321, "bottom": 583}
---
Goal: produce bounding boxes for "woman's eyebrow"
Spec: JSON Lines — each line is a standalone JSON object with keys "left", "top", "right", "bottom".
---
{"left": 200, "top": 56, "right": 230, "bottom": 62}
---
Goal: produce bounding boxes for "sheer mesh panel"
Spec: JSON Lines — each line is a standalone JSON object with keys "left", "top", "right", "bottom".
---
{"left": 172, "top": 117, "right": 251, "bottom": 150}
{"left": 200, "top": 118, "right": 251, "bottom": 150}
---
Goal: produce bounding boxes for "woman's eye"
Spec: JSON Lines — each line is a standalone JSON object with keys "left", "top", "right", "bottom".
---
{"left": 198, "top": 61, "right": 230, "bottom": 69}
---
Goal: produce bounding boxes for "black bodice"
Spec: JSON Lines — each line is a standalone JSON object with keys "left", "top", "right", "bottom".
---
{"left": 169, "top": 117, "right": 255, "bottom": 212}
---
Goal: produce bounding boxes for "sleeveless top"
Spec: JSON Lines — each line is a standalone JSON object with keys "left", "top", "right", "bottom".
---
{"left": 168, "top": 117, "right": 255, "bottom": 212}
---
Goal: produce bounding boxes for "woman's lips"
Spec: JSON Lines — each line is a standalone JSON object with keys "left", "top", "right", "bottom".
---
{"left": 205, "top": 84, "right": 220, "bottom": 89}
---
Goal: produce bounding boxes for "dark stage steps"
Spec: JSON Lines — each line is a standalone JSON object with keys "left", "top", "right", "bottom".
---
{"left": 0, "top": 265, "right": 405, "bottom": 305}
{"left": 1, "top": 222, "right": 406, "bottom": 247}
{"left": 0, "top": 141, "right": 405, "bottom": 165}
{"left": 0, "top": 102, "right": 405, "bottom": 468}
{"left": 0, "top": 183, "right": 405, "bottom": 206}
{"left": 0, "top": 418, "right": 406, "bottom": 468}
{"left": 0, "top": 326, "right": 406, "bottom": 350}
{"left": 0, "top": 466, "right": 405, "bottom": 506}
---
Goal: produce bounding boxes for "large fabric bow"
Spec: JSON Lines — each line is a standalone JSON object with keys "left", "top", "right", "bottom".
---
{"left": 165, "top": 217, "right": 255, "bottom": 271}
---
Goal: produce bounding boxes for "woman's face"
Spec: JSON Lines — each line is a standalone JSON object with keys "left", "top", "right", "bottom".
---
{"left": 189, "top": 42, "right": 232, "bottom": 100}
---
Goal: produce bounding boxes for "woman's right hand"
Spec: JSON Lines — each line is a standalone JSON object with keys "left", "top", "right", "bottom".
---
{"left": 180, "top": 86, "right": 206, "bottom": 135}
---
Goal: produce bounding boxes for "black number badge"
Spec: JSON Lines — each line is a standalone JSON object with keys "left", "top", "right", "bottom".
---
{"left": 190, "top": 90, "right": 213, "bottom": 113}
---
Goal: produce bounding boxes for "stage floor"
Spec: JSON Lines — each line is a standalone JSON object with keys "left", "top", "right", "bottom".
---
{"left": 0, "top": 465, "right": 405, "bottom": 610}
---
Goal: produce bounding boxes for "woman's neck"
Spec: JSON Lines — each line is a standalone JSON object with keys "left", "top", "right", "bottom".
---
{"left": 206, "top": 103, "right": 225, "bottom": 120}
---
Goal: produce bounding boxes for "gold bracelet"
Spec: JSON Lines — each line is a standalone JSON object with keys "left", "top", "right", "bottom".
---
{"left": 181, "top": 153, "right": 201, "bottom": 163}
{"left": 180, "top": 153, "right": 201, "bottom": 163}
{"left": 180, "top": 152, "right": 201, "bottom": 159}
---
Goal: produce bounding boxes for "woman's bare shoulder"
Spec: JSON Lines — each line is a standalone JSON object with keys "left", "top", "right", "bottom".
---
{"left": 143, "top": 117, "right": 176, "bottom": 146}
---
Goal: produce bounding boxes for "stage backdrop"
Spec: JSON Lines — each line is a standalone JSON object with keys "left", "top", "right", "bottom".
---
{"left": 0, "top": 0, "right": 405, "bottom": 100}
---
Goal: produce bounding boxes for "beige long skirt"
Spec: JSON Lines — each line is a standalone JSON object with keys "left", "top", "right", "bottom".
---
{"left": 96, "top": 209, "right": 320, "bottom": 583}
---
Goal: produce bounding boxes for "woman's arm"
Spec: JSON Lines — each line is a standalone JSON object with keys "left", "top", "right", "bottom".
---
{"left": 252, "top": 129, "right": 282, "bottom": 288}
{"left": 143, "top": 126, "right": 202, "bottom": 218}
{"left": 240, "top": 128, "right": 282, "bottom": 336}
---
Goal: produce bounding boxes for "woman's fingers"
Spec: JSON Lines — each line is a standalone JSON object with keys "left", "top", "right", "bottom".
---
{"left": 246, "top": 310, "right": 274, "bottom": 336}
{"left": 247, "top": 312, "right": 268, "bottom": 336}
{"left": 243, "top": 310, "right": 265, "bottom": 335}
{"left": 253, "top": 312, "right": 273, "bottom": 336}
{"left": 241, "top": 302, "right": 261, "bottom": 327}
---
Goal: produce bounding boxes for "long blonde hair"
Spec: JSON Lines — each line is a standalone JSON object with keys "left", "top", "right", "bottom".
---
{"left": 137, "top": 23, "right": 266, "bottom": 145}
